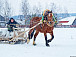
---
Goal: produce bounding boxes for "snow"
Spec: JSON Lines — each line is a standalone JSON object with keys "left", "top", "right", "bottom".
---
{"left": 0, "top": 28, "right": 76, "bottom": 57}
{"left": 59, "top": 16, "right": 76, "bottom": 25}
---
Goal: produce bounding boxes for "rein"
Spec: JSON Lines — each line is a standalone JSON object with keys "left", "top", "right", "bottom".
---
{"left": 52, "top": 13, "right": 57, "bottom": 23}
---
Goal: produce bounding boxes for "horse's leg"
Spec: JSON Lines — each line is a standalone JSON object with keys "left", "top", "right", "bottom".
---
{"left": 33, "top": 30, "right": 39, "bottom": 46}
{"left": 44, "top": 33, "right": 50, "bottom": 46}
{"left": 48, "top": 31, "right": 54, "bottom": 43}
{"left": 27, "top": 29, "right": 34, "bottom": 44}
{"left": 28, "top": 29, "right": 35, "bottom": 39}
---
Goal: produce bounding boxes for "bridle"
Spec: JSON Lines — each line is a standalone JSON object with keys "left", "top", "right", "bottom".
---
{"left": 42, "top": 9, "right": 56, "bottom": 27}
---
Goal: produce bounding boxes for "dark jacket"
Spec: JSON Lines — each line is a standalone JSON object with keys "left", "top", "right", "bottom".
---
{"left": 7, "top": 18, "right": 18, "bottom": 32}
{"left": 7, "top": 19, "right": 18, "bottom": 27}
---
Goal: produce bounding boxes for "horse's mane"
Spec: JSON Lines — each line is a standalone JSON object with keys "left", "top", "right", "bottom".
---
{"left": 31, "top": 17, "right": 42, "bottom": 21}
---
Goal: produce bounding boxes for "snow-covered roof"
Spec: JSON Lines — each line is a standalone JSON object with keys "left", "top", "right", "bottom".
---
{"left": 59, "top": 16, "right": 76, "bottom": 25}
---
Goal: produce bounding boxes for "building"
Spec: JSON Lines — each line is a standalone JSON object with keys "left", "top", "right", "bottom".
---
{"left": 0, "top": 15, "right": 6, "bottom": 28}
{"left": 59, "top": 16, "right": 76, "bottom": 25}
{"left": 72, "top": 19, "right": 76, "bottom": 25}
{"left": 56, "top": 16, "right": 76, "bottom": 28}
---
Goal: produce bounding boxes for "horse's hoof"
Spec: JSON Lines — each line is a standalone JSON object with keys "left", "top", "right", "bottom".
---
{"left": 33, "top": 41, "right": 36, "bottom": 46}
{"left": 46, "top": 44, "right": 50, "bottom": 47}
{"left": 27, "top": 39, "right": 30, "bottom": 44}
{"left": 33, "top": 44, "right": 37, "bottom": 46}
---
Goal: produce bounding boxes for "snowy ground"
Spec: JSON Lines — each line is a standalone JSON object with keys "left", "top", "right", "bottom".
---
{"left": 0, "top": 28, "right": 76, "bottom": 57}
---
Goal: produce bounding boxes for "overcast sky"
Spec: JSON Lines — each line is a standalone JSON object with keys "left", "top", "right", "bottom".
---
{"left": 8, "top": 0, "right": 76, "bottom": 16}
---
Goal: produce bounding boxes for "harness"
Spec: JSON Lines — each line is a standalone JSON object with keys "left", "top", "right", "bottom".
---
{"left": 42, "top": 9, "right": 57, "bottom": 23}
{"left": 42, "top": 9, "right": 50, "bottom": 22}
{"left": 41, "top": 9, "right": 57, "bottom": 28}
{"left": 52, "top": 13, "right": 57, "bottom": 23}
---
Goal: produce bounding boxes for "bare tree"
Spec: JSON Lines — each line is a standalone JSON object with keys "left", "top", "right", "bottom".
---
{"left": 21, "top": 0, "right": 29, "bottom": 18}
{"left": 37, "top": 2, "right": 42, "bottom": 15}
{"left": 0, "top": 0, "right": 12, "bottom": 21}
{"left": 0, "top": 0, "right": 3, "bottom": 15}
{"left": 63, "top": 7, "right": 69, "bottom": 18}
{"left": 4, "top": 1, "right": 11, "bottom": 17}
{"left": 33, "top": 5, "right": 38, "bottom": 14}
{"left": 50, "top": 3, "right": 57, "bottom": 13}
{"left": 32, "top": 3, "right": 42, "bottom": 17}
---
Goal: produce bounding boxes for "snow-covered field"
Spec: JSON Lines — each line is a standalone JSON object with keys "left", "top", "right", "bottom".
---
{"left": 0, "top": 28, "right": 76, "bottom": 57}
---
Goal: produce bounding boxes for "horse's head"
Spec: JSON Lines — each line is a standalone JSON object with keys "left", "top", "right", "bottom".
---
{"left": 44, "top": 10, "right": 53, "bottom": 22}
{"left": 44, "top": 10, "right": 52, "bottom": 16}
{"left": 46, "top": 10, "right": 52, "bottom": 18}
{"left": 43, "top": 10, "right": 54, "bottom": 27}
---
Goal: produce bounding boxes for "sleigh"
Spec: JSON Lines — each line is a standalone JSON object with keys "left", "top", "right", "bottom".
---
{"left": 0, "top": 28, "right": 27, "bottom": 44}
{"left": 0, "top": 21, "right": 41, "bottom": 44}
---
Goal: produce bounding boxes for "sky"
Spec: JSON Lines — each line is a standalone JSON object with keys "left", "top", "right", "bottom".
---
{"left": 8, "top": 0, "right": 76, "bottom": 16}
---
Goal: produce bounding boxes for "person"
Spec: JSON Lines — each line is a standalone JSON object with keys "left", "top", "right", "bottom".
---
{"left": 6, "top": 18, "right": 19, "bottom": 32}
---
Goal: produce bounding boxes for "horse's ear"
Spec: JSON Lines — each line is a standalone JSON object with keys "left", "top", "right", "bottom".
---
{"left": 48, "top": 10, "right": 52, "bottom": 13}
{"left": 50, "top": 10, "right": 52, "bottom": 13}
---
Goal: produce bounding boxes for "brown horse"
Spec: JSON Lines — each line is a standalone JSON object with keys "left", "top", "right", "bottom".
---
{"left": 27, "top": 10, "right": 55, "bottom": 46}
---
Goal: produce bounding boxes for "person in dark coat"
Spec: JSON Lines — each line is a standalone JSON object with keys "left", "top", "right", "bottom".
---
{"left": 6, "top": 18, "right": 19, "bottom": 32}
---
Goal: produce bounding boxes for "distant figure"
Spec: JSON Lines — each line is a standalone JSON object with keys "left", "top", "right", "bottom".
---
{"left": 6, "top": 18, "right": 19, "bottom": 32}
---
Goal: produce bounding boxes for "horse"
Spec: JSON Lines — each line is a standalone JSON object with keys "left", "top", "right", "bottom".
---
{"left": 27, "top": 10, "right": 55, "bottom": 46}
